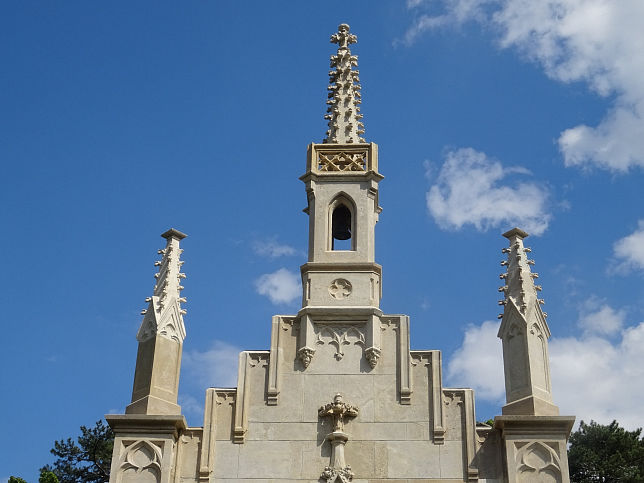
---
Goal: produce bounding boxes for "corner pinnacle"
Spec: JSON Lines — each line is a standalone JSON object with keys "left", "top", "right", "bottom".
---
{"left": 136, "top": 228, "right": 188, "bottom": 343}
{"left": 499, "top": 227, "right": 546, "bottom": 318}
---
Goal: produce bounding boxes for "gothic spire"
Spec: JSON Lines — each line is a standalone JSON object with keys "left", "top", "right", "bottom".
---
{"left": 498, "top": 228, "right": 546, "bottom": 319}
{"left": 137, "top": 228, "right": 188, "bottom": 343}
{"left": 323, "top": 24, "right": 366, "bottom": 144}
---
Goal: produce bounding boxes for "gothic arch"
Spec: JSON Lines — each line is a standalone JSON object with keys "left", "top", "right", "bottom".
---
{"left": 327, "top": 193, "right": 357, "bottom": 251}
{"left": 118, "top": 440, "right": 163, "bottom": 483}
{"left": 515, "top": 441, "right": 561, "bottom": 483}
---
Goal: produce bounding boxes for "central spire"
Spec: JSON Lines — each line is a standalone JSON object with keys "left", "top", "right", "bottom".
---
{"left": 324, "top": 24, "right": 365, "bottom": 144}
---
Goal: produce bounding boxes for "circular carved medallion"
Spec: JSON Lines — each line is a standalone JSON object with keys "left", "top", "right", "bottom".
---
{"left": 329, "top": 278, "right": 352, "bottom": 299}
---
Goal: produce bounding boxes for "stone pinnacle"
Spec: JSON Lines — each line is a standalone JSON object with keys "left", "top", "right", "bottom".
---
{"left": 499, "top": 228, "right": 546, "bottom": 318}
{"left": 323, "top": 24, "right": 366, "bottom": 144}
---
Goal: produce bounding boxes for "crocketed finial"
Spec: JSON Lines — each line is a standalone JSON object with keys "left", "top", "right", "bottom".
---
{"left": 497, "top": 228, "right": 546, "bottom": 319}
{"left": 136, "top": 228, "right": 188, "bottom": 343}
{"left": 323, "top": 24, "right": 366, "bottom": 144}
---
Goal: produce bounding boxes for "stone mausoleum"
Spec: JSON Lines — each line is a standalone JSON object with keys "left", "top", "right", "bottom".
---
{"left": 106, "top": 24, "right": 575, "bottom": 483}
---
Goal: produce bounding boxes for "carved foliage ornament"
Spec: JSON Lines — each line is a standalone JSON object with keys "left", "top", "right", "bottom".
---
{"left": 318, "top": 394, "right": 359, "bottom": 482}
{"left": 318, "top": 393, "right": 359, "bottom": 432}
{"left": 321, "top": 466, "right": 355, "bottom": 483}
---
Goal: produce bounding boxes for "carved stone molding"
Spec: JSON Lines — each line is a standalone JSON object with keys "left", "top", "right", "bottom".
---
{"left": 268, "top": 315, "right": 296, "bottom": 405}
{"left": 248, "top": 353, "right": 269, "bottom": 368}
{"left": 234, "top": 351, "right": 269, "bottom": 443}
{"left": 444, "top": 391, "right": 464, "bottom": 406}
{"left": 215, "top": 392, "right": 234, "bottom": 407}
{"left": 315, "top": 325, "right": 365, "bottom": 360}
{"left": 380, "top": 318, "right": 398, "bottom": 330}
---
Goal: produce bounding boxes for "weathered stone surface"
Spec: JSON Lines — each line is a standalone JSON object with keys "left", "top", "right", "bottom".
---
{"left": 107, "top": 23, "right": 573, "bottom": 483}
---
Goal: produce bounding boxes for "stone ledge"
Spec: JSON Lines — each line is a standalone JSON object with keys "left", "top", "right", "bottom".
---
{"left": 494, "top": 415, "right": 575, "bottom": 436}
{"left": 105, "top": 414, "right": 187, "bottom": 436}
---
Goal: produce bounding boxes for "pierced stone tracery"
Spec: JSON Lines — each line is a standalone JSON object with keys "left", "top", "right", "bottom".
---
{"left": 318, "top": 151, "right": 367, "bottom": 171}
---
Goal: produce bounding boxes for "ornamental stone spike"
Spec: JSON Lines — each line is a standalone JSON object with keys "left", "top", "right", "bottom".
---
{"left": 323, "top": 24, "right": 366, "bottom": 144}
{"left": 499, "top": 227, "right": 543, "bottom": 315}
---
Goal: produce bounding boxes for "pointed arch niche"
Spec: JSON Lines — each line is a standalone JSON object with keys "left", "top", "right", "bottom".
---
{"left": 328, "top": 194, "right": 356, "bottom": 251}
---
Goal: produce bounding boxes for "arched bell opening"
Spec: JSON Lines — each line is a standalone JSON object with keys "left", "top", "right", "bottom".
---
{"left": 328, "top": 195, "right": 356, "bottom": 251}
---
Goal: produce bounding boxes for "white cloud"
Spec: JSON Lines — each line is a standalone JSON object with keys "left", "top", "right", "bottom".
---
{"left": 253, "top": 238, "right": 298, "bottom": 258}
{"left": 404, "top": 1, "right": 644, "bottom": 172}
{"left": 447, "top": 307, "right": 644, "bottom": 430}
{"left": 183, "top": 339, "right": 241, "bottom": 388}
{"left": 427, "top": 148, "right": 551, "bottom": 235}
{"left": 613, "top": 220, "right": 644, "bottom": 272}
{"left": 447, "top": 320, "right": 505, "bottom": 401}
{"left": 578, "top": 298, "right": 624, "bottom": 336}
{"left": 255, "top": 268, "right": 301, "bottom": 305}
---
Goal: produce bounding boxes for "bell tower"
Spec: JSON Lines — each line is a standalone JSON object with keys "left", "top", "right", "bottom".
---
{"left": 297, "top": 24, "right": 385, "bottom": 369}
{"left": 300, "top": 24, "right": 383, "bottom": 310}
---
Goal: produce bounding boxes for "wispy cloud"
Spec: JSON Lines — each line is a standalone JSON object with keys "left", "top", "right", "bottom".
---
{"left": 255, "top": 268, "right": 301, "bottom": 305}
{"left": 183, "top": 340, "right": 241, "bottom": 388}
{"left": 252, "top": 238, "right": 299, "bottom": 258}
{"left": 426, "top": 148, "right": 551, "bottom": 235}
{"left": 578, "top": 297, "right": 624, "bottom": 336}
{"left": 447, "top": 302, "right": 644, "bottom": 429}
{"left": 179, "top": 394, "right": 205, "bottom": 418}
{"left": 403, "top": 1, "right": 644, "bottom": 172}
{"left": 612, "top": 220, "right": 644, "bottom": 273}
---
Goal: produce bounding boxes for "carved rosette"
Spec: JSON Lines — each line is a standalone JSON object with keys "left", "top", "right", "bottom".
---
{"left": 329, "top": 278, "right": 352, "bottom": 299}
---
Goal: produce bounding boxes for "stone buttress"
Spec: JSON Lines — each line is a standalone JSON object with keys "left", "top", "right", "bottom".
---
{"left": 106, "top": 24, "right": 574, "bottom": 483}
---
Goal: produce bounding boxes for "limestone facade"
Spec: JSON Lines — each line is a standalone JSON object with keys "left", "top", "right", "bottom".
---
{"left": 107, "top": 24, "right": 574, "bottom": 483}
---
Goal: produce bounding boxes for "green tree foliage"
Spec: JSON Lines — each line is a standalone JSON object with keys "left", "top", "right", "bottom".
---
{"left": 39, "top": 470, "right": 59, "bottom": 483}
{"left": 569, "top": 420, "right": 644, "bottom": 482}
{"left": 41, "top": 420, "right": 114, "bottom": 483}
{"left": 8, "top": 477, "right": 28, "bottom": 483}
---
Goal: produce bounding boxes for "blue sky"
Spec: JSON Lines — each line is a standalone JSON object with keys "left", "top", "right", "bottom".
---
{"left": 3, "top": 1, "right": 644, "bottom": 480}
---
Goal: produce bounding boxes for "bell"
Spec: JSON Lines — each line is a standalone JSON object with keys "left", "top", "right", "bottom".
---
{"left": 332, "top": 205, "right": 352, "bottom": 240}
